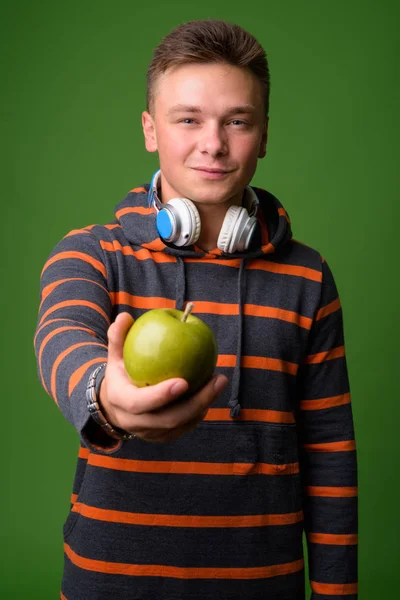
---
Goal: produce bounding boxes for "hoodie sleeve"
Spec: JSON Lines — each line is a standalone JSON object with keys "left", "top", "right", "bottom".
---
{"left": 33, "top": 228, "right": 118, "bottom": 449}
{"left": 296, "top": 259, "right": 358, "bottom": 599}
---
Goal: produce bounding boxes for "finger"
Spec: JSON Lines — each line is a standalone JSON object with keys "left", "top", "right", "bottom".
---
{"left": 159, "top": 374, "right": 228, "bottom": 425}
{"left": 129, "top": 375, "right": 227, "bottom": 429}
{"left": 133, "top": 411, "right": 207, "bottom": 443}
{"left": 131, "top": 377, "right": 189, "bottom": 414}
{"left": 107, "top": 312, "right": 134, "bottom": 363}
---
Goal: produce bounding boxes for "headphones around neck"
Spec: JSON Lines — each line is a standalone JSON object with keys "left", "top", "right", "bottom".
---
{"left": 148, "top": 170, "right": 259, "bottom": 253}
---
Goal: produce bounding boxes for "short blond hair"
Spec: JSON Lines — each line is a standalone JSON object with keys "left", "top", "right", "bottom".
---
{"left": 146, "top": 20, "right": 270, "bottom": 115}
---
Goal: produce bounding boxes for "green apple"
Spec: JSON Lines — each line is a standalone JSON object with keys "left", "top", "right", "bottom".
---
{"left": 123, "top": 303, "right": 218, "bottom": 394}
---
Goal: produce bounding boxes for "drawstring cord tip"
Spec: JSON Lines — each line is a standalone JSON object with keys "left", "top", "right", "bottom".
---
{"left": 229, "top": 400, "right": 241, "bottom": 418}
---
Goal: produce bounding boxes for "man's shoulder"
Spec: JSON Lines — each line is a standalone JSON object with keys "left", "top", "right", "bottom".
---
{"left": 62, "top": 220, "right": 128, "bottom": 244}
{"left": 268, "top": 238, "right": 324, "bottom": 274}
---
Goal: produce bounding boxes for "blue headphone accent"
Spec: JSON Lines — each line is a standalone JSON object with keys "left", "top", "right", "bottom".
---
{"left": 156, "top": 210, "right": 174, "bottom": 239}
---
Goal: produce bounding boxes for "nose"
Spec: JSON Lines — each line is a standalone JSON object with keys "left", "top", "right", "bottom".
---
{"left": 198, "top": 123, "right": 228, "bottom": 157}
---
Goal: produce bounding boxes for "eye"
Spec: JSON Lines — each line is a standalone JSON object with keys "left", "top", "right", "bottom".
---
{"left": 230, "top": 120, "right": 247, "bottom": 126}
{"left": 179, "top": 118, "right": 196, "bottom": 124}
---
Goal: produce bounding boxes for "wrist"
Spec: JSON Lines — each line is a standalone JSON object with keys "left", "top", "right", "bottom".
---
{"left": 86, "top": 363, "right": 133, "bottom": 441}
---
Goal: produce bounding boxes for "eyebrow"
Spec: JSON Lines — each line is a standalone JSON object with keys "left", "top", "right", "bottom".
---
{"left": 167, "top": 104, "right": 257, "bottom": 116}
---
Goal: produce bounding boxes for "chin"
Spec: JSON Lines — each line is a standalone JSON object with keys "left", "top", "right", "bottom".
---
{"left": 198, "top": 186, "right": 244, "bottom": 205}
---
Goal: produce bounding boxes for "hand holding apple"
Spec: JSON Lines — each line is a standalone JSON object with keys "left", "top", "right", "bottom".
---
{"left": 96, "top": 311, "right": 227, "bottom": 443}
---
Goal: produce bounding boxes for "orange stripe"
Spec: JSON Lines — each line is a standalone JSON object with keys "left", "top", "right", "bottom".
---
{"left": 303, "top": 440, "right": 356, "bottom": 452}
{"left": 107, "top": 294, "right": 309, "bottom": 330}
{"left": 260, "top": 242, "right": 275, "bottom": 254}
{"left": 41, "top": 277, "right": 110, "bottom": 305}
{"left": 143, "top": 238, "right": 166, "bottom": 251}
{"left": 79, "top": 447, "right": 90, "bottom": 460}
{"left": 41, "top": 251, "right": 106, "bottom": 278}
{"left": 64, "top": 543, "right": 304, "bottom": 579}
{"left": 110, "top": 292, "right": 175, "bottom": 310}
{"left": 116, "top": 206, "right": 154, "bottom": 218}
{"left": 178, "top": 300, "right": 311, "bottom": 328}
{"left": 71, "top": 493, "right": 78, "bottom": 505}
{"left": 64, "top": 228, "right": 93, "bottom": 238}
{"left": 311, "top": 581, "right": 358, "bottom": 595}
{"left": 248, "top": 260, "right": 322, "bottom": 282}
{"left": 278, "top": 207, "right": 290, "bottom": 223}
{"left": 217, "top": 354, "right": 298, "bottom": 376}
{"left": 185, "top": 257, "right": 242, "bottom": 267}
{"left": 129, "top": 186, "right": 147, "bottom": 194}
{"left": 192, "top": 245, "right": 225, "bottom": 257}
{"left": 50, "top": 342, "right": 106, "bottom": 403}
{"left": 104, "top": 223, "right": 121, "bottom": 229}
{"left": 60, "top": 592, "right": 68, "bottom": 600}
{"left": 34, "top": 318, "right": 89, "bottom": 345}
{"left": 304, "top": 346, "right": 345, "bottom": 364}
{"left": 244, "top": 304, "right": 312, "bottom": 330}
{"left": 306, "top": 486, "right": 358, "bottom": 498}
{"left": 210, "top": 247, "right": 224, "bottom": 256}
{"left": 192, "top": 301, "right": 238, "bottom": 315}
{"left": 308, "top": 532, "right": 358, "bottom": 545}
{"left": 300, "top": 393, "right": 351, "bottom": 411}
{"left": 38, "top": 326, "right": 96, "bottom": 393}
{"left": 177, "top": 255, "right": 317, "bottom": 272}
{"left": 316, "top": 297, "right": 341, "bottom": 321}
{"left": 87, "top": 454, "right": 299, "bottom": 476}
{"left": 68, "top": 357, "right": 107, "bottom": 397}
{"left": 38, "top": 300, "right": 110, "bottom": 328}
{"left": 205, "top": 408, "right": 295, "bottom": 424}
{"left": 100, "top": 240, "right": 176, "bottom": 263}
{"left": 72, "top": 502, "right": 303, "bottom": 528}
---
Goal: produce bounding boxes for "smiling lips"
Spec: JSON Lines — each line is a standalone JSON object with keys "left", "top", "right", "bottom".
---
{"left": 191, "top": 166, "right": 232, "bottom": 179}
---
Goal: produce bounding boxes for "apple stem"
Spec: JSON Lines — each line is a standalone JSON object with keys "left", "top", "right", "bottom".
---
{"left": 182, "top": 302, "right": 194, "bottom": 322}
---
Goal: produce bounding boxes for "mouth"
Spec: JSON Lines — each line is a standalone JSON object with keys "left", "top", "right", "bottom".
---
{"left": 191, "top": 167, "right": 233, "bottom": 179}
{"left": 192, "top": 167, "right": 231, "bottom": 174}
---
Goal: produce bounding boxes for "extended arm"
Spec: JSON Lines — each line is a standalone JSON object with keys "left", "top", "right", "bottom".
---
{"left": 296, "top": 259, "right": 358, "bottom": 599}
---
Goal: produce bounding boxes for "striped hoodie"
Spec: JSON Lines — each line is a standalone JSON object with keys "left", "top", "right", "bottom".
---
{"left": 34, "top": 182, "right": 358, "bottom": 600}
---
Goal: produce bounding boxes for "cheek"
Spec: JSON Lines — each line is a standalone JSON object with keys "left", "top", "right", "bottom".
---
{"left": 158, "top": 130, "right": 191, "bottom": 156}
{"left": 234, "top": 135, "right": 262, "bottom": 158}
{"left": 236, "top": 141, "right": 262, "bottom": 170}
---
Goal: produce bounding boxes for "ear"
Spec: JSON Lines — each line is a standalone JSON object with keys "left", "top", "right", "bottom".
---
{"left": 142, "top": 111, "right": 158, "bottom": 153}
{"left": 258, "top": 116, "right": 269, "bottom": 159}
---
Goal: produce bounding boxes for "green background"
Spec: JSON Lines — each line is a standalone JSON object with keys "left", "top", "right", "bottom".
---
{"left": 1, "top": 0, "right": 398, "bottom": 597}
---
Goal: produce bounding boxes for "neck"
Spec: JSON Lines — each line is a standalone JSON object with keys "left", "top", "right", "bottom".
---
{"left": 156, "top": 173, "right": 247, "bottom": 252}
{"left": 195, "top": 202, "right": 229, "bottom": 252}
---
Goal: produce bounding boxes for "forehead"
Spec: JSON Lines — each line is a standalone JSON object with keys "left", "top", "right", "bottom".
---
{"left": 153, "top": 62, "right": 264, "bottom": 113}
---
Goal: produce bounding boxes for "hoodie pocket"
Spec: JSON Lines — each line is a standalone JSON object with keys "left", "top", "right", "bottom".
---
{"left": 195, "top": 420, "right": 302, "bottom": 515}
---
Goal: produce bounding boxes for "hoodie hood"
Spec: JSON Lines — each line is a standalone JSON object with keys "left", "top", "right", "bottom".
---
{"left": 115, "top": 182, "right": 292, "bottom": 417}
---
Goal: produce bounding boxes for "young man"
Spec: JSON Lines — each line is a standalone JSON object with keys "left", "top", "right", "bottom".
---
{"left": 34, "top": 20, "right": 358, "bottom": 600}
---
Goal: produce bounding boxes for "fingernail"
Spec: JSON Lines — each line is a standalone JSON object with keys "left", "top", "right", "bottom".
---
{"left": 213, "top": 376, "right": 227, "bottom": 394}
{"left": 171, "top": 381, "right": 188, "bottom": 397}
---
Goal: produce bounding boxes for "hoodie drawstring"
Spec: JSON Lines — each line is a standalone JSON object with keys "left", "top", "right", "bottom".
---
{"left": 175, "top": 255, "right": 246, "bottom": 418}
{"left": 228, "top": 259, "right": 247, "bottom": 418}
{"left": 175, "top": 257, "right": 186, "bottom": 311}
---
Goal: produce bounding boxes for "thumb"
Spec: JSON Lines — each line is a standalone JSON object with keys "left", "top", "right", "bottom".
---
{"left": 107, "top": 312, "right": 134, "bottom": 363}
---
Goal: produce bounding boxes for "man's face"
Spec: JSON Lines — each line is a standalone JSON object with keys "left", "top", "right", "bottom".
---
{"left": 142, "top": 62, "right": 268, "bottom": 207}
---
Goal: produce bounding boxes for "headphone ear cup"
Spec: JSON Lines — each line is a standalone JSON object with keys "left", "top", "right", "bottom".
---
{"left": 217, "top": 206, "right": 245, "bottom": 253}
{"left": 165, "top": 198, "right": 201, "bottom": 246}
{"left": 218, "top": 206, "right": 258, "bottom": 254}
